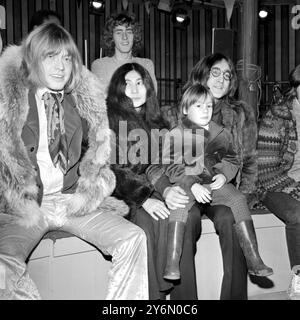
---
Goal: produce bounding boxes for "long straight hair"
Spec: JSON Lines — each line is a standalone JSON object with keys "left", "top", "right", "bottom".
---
{"left": 22, "top": 22, "right": 83, "bottom": 93}
{"left": 106, "top": 62, "right": 166, "bottom": 129}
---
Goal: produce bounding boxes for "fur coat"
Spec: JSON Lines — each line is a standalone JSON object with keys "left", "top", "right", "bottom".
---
{"left": 212, "top": 99, "right": 258, "bottom": 195}
{"left": 0, "top": 45, "right": 128, "bottom": 227}
{"left": 107, "top": 102, "right": 155, "bottom": 218}
{"left": 107, "top": 98, "right": 169, "bottom": 218}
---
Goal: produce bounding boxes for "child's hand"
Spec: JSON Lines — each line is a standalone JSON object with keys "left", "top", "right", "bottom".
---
{"left": 163, "top": 186, "right": 189, "bottom": 210}
{"left": 142, "top": 198, "right": 170, "bottom": 221}
{"left": 210, "top": 174, "right": 226, "bottom": 190}
{"left": 191, "top": 183, "right": 211, "bottom": 203}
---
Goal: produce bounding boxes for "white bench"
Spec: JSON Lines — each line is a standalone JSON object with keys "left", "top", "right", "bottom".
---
{"left": 27, "top": 212, "right": 291, "bottom": 300}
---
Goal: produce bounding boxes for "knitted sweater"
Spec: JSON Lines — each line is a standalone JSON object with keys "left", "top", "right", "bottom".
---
{"left": 257, "top": 98, "right": 300, "bottom": 201}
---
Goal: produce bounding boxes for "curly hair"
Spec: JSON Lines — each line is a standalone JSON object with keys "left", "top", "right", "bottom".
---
{"left": 102, "top": 12, "right": 143, "bottom": 57}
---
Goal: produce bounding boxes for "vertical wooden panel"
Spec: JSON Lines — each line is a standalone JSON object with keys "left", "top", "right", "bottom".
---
{"left": 258, "top": 19, "right": 266, "bottom": 110}
{"left": 175, "top": 28, "right": 181, "bottom": 82}
{"left": 41, "top": 0, "right": 48, "bottom": 10}
{"left": 105, "top": 0, "right": 110, "bottom": 18}
{"left": 212, "top": 8, "right": 218, "bottom": 29}
{"left": 13, "top": 0, "right": 22, "bottom": 44}
{"left": 192, "top": 10, "right": 199, "bottom": 66}
{"left": 289, "top": 4, "right": 296, "bottom": 72}
{"left": 275, "top": 5, "right": 281, "bottom": 82}
{"left": 6, "top": 0, "right": 13, "bottom": 44}
{"left": 49, "top": 0, "right": 55, "bottom": 11}
{"left": 82, "top": 0, "right": 90, "bottom": 68}
{"left": 169, "top": 11, "right": 175, "bottom": 102}
{"left": 181, "top": 27, "right": 188, "bottom": 86}
{"left": 160, "top": 12, "right": 166, "bottom": 102}
{"left": 69, "top": 0, "right": 76, "bottom": 42}
{"left": 187, "top": 8, "right": 193, "bottom": 78}
{"left": 199, "top": 8, "right": 206, "bottom": 60}
{"left": 154, "top": 8, "right": 160, "bottom": 79}
{"left": 36, "top": 0, "right": 41, "bottom": 11}
{"left": 21, "top": 0, "right": 28, "bottom": 37}
{"left": 139, "top": 2, "right": 144, "bottom": 56}
{"left": 281, "top": 5, "right": 289, "bottom": 81}
{"left": 117, "top": 0, "right": 122, "bottom": 13}
{"left": 76, "top": 1, "right": 83, "bottom": 64}
{"left": 165, "top": 14, "right": 171, "bottom": 103}
{"left": 63, "top": 0, "right": 70, "bottom": 31}
{"left": 149, "top": 5, "right": 155, "bottom": 63}
{"left": 267, "top": 7, "right": 275, "bottom": 103}
{"left": 205, "top": 9, "right": 212, "bottom": 55}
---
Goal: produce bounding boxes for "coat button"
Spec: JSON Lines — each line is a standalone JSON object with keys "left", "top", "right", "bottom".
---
{"left": 30, "top": 147, "right": 35, "bottom": 152}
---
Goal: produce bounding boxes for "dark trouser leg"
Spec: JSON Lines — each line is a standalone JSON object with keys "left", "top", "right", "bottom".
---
{"left": 170, "top": 203, "right": 202, "bottom": 300}
{"left": 132, "top": 207, "right": 172, "bottom": 300}
{"left": 204, "top": 205, "right": 248, "bottom": 300}
{"left": 263, "top": 192, "right": 300, "bottom": 268}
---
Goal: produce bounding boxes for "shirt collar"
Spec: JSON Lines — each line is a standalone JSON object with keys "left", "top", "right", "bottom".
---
{"left": 36, "top": 87, "right": 64, "bottom": 100}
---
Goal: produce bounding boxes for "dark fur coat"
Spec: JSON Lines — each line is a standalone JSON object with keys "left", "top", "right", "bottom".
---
{"left": 107, "top": 101, "right": 167, "bottom": 218}
{"left": 212, "top": 99, "right": 258, "bottom": 194}
{"left": 0, "top": 45, "right": 128, "bottom": 227}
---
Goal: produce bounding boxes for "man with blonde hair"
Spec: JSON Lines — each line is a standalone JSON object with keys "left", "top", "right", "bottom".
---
{"left": 0, "top": 22, "right": 148, "bottom": 300}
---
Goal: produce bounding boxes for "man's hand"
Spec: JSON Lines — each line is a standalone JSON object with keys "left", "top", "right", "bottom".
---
{"left": 163, "top": 186, "right": 189, "bottom": 210}
{"left": 210, "top": 174, "right": 226, "bottom": 190}
{"left": 191, "top": 183, "right": 211, "bottom": 203}
{"left": 142, "top": 198, "right": 170, "bottom": 221}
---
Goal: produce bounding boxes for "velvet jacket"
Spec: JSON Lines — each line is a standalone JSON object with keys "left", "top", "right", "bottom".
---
{"left": 0, "top": 45, "right": 128, "bottom": 227}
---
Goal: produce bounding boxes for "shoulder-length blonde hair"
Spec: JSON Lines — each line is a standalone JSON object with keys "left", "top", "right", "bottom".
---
{"left": 22, "top": 22, "right": 82, "bottom": 92}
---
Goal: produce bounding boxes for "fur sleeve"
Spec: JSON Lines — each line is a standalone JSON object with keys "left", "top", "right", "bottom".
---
{"left": 65, "top": 68, "right": 118, "bottom": 216}
{"left": 112, "top": 164, "right": 154, "bottom": 207}
{"left": 238, "top": 102, "right": 258, "bottom": 194}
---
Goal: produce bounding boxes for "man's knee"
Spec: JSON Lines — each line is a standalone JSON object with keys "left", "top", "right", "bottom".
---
{"left": 211, "top": 205, "right": 235, "bottom": 233}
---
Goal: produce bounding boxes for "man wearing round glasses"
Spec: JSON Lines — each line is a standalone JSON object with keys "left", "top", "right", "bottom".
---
{"left": 182, "top": 53, "right": 258, "bottom": 300}
{"left": 207, "top": 61, "right": 232, "bottom": 99}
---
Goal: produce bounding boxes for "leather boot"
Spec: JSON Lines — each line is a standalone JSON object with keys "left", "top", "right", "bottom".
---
{"left": 234, "top": 220, "right": 273, "bottom": 277}
{"left": 163, "top": 221, "right": 185, "bottom": 280}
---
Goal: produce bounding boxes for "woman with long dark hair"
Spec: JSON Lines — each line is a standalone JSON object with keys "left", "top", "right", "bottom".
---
{"left": 107, "top": 62, "right": 203, "bottom": 299}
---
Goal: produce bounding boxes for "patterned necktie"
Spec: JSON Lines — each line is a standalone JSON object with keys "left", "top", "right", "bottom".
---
{"left": 42, "top": 92, "right": 68, "bottom": 174}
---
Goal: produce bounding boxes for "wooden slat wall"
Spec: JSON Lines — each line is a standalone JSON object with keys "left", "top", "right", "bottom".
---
{"left": 0, "top": 0, "right": 297, "bottom": 109}
{"left": 258, "top": 2, "right": 299, "bottom": 112}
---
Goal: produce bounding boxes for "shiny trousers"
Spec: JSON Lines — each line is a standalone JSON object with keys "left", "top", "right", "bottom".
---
{"left": 0, "top": 193, "right": 148, "bottom": 300}
{"left": 263, "top": 192, "right": 300, "bottom": 268}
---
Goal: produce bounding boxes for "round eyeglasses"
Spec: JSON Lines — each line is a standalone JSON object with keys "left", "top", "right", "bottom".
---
{"left": 210, "top": 67, "right": 232, "bottom": 81}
